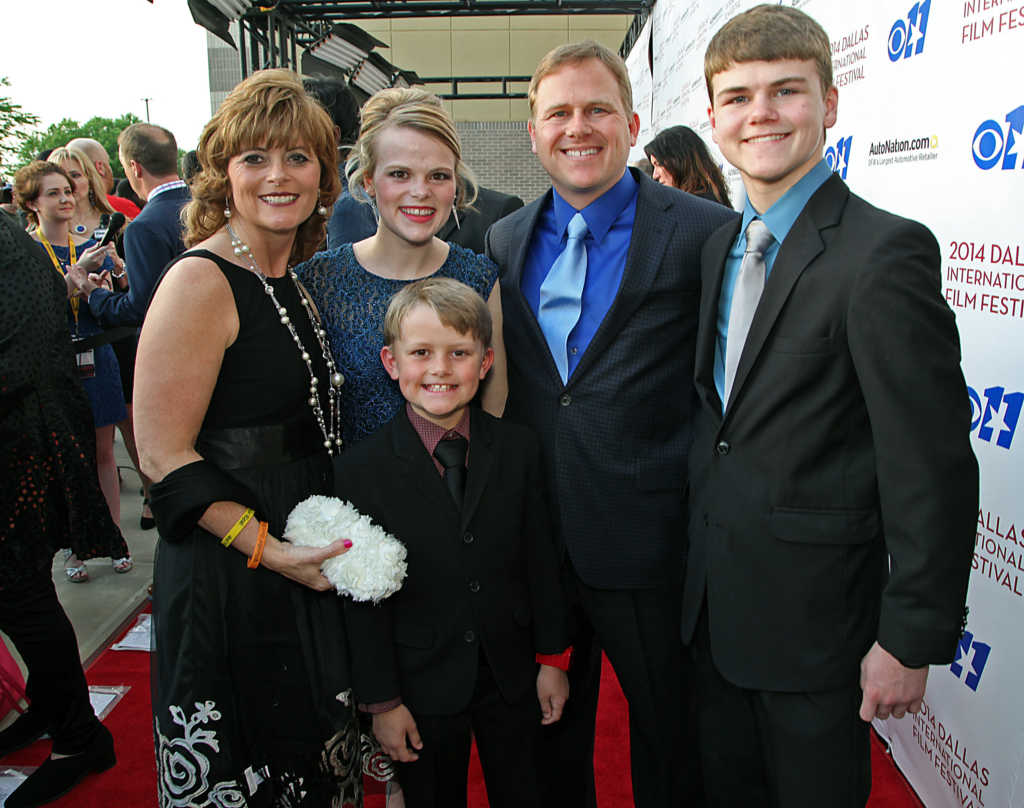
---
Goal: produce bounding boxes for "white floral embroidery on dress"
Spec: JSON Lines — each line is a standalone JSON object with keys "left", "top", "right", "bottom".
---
{"left": 156, "top": 700, "right": 246, "bottom": 807}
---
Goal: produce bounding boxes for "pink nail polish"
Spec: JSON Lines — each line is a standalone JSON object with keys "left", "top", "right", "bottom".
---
{"left": 343, "top": 540, "right": 353, "bottom": 548}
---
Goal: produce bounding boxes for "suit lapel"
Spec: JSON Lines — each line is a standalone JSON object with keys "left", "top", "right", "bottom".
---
{"left": 725, "top": 174, "right": 848, "bottom": 416}
{"left": 503, "top": 193, "right": 566, "bottom": 386}
{"left": 390, "top": 410, "right": 462, "bottom": 527}
{"left": 462, "top": 409, "right": 494, "bottom": 530}
{"left": 695, "top": 219, "right": 740, "bottom": 418}
{"left": 570, "top": 171, "right": 672, "bottom": 385}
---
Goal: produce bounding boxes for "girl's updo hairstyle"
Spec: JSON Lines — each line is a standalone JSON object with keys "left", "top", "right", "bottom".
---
{"left": 346, "top": 87, "right": 477, "bottom": 211}
{"left": 14, "top": 161, "right": 75, "bottom": 228}
{"left": 46, "top": 147, "right": 115, "bottom": 216}
{"left": 185, "top": 68, "right": 340, "bottom": 266}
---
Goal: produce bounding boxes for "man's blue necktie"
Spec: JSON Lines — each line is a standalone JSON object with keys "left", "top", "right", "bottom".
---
{"left": 538, "top": 212, "right": 589, "bottom": 383}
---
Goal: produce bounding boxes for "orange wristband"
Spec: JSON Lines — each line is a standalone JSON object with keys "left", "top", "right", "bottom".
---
{"left": 247, "top": 521, "right": 269, "bottom": 569}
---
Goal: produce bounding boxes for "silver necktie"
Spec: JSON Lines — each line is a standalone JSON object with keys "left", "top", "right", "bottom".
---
{"left": 723, "top": 218, "right": 774, "bottom": 407}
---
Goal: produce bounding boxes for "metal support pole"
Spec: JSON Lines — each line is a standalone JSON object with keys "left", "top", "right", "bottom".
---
{"left": 239, "top": 20, "right": 249, "bottom": 79}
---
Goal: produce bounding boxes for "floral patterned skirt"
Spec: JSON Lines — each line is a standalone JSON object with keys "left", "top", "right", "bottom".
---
{"left": 152, "top": 452, "right": 361, "bottom": 807}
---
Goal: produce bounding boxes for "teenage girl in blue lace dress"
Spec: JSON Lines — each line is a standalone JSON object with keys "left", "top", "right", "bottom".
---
{"left": 295, "top": 87, "right": 508, "bottom": 806}
{"left": 296, "top": 87, "right": 507, "bottom": 451}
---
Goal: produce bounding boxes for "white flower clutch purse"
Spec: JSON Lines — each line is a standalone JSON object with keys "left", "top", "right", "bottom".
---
{"left": 284, "top": 495, "right": 407, "bottom": 603}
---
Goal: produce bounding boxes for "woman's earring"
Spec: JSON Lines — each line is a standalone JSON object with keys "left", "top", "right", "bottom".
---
{"left": 317, "top": 203, "right": 328, "bottom": 217}
{"left": 223, "top": 201, "right": 232, "bottom": 219}
{"left": 452, "top": 189, "right": 460, "bottom": 230}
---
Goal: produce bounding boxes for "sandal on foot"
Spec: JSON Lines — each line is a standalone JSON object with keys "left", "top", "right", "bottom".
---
{"left": 112, "top": 556, "right": 133, "bottom": 574}
{"left": 62, "top": 550, "right": 89, "bottom": 584}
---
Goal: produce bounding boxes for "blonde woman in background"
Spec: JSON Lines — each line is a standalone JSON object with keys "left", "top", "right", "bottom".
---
{"left": 47, "top": 147, "right": 119, "bottom": 240}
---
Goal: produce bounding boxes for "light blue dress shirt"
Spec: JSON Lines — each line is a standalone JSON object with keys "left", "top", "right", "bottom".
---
{"left": 714, "top": 160, "right": 833, "bottom": 408}
{"left": 522, "top": 170, "right": 638, "bottom": 380}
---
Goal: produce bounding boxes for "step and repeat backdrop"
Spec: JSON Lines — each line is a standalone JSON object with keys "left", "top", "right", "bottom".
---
{"left": 625, "top": 1, "right": 1024, "bottom": 806}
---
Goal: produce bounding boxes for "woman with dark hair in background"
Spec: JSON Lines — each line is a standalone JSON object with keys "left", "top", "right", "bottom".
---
{"left": 134, "top": 69, "right": 360, "bottom": 807}
{"left": 644, "top": 124, "right": 732, "bottom": 206}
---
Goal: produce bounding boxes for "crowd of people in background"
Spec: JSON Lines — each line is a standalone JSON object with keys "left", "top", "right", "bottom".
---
{"left": 0, "top": 4, "right": 978, "bottom": 808}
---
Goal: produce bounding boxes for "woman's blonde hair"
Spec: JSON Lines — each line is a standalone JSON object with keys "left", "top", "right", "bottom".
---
{"left": 47, "top": 147, "right": 115, "bottom": 217}
{"left": 184, "top": 68, "right": 340, "bottom": 265}
{"left": 14, "top": 161, "right": 74, "bottom": 228}
{"left": 346, "top": 87, "right": 477, "bottom": 212}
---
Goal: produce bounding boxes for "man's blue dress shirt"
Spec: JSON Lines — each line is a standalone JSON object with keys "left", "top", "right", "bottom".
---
{"left": 714, "top": 160, "right": 832, "bottom": 408}
{"left": 522, "top": 170, "right": 638, "bottom": 380}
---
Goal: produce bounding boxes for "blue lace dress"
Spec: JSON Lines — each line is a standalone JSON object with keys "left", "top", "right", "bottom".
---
{"left": 296, "top": 243, "right": 500, "bottom": 447}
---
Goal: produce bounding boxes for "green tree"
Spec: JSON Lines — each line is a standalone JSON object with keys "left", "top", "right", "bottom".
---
{"left": 17, "top": 112, "right": 142, "bottom": 173}
{"left": 0, "top": 76, "right": 40, "bottom": 178}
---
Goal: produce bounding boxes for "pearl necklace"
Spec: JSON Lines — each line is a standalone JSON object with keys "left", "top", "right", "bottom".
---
{"left": 227, "top": 222, "right": 344, "bottom": 454}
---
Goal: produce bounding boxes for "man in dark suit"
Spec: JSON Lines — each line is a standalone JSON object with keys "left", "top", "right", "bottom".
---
{"left": 435, "top": 185, "right": 523, "bottom": 255}
{"left": 338, "top": 277, "right": 569, "bottom": 806}
{"left": 67, "top": 123, "right": 189, "bottom": 528}
{"left": 70, "top": 124, "right": 188, "bottom": 327}
{"left": 684, "top": 7, "right": 978, "bottom": 805}
{"left": 486, "top": 41, "right": 735, "bottom": 807}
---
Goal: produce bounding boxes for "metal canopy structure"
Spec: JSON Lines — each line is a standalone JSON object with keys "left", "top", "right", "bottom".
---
{"left": 190, "top": 0, "right": 646, "bottom": 99}
{"left": 278, "top": 1, "right": 648, "bottom": 21}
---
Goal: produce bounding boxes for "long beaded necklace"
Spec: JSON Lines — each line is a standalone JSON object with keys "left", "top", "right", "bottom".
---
{"left": 225, "top": 218, "right": 344, "bottom": 454}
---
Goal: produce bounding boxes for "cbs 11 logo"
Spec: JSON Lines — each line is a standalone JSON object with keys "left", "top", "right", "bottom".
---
{"left": 973, "top": 105, "right": 1024, "bottom": 171}
{"left": 969, "top": 385, "right": 1022, "bottom": 450}
{"left": 950, "top": 631, "right": 991, "bottom": 693}
{"left": 888, "top": 0, "right": 931, "bottom": 62}
{"left": 825, "top": 136, "right": 852, "bottom": 179}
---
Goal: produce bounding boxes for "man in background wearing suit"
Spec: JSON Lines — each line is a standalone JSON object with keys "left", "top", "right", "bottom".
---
{"left": 72, "top": 123, "right": 188, "bottom": 327}
{"left": 684, "top": 7, "right": 977, "bottom": 805}
{"left": 486, "top": 40, "right": 734, "bottom": 807}
{"left": 67, "top": 123, "right": 189, "bottom": 529}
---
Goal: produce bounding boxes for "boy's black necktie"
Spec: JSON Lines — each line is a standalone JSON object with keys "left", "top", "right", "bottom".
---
{"left": 433, "top": 436, "right": 468, "bottom": 510}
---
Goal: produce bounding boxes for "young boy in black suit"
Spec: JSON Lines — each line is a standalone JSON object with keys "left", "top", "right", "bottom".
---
{"left": 336, "top": 277, "right": 570, "bottom": 808}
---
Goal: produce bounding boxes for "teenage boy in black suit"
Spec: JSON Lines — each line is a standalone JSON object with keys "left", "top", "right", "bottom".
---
{"left": 337, "top": 277, "right": 570, "bottom": 808}
{"left": 684, "top": 6, "right": 977, "bottom": 805}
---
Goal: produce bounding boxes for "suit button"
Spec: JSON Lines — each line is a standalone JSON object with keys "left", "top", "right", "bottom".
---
{"left": 716, "top": 441, "right": 731, "bottom": 456}
{"left": 464, "top": 630, "right": 476, "bottom": 643}
{"left": 559, "top": 393, "right": 572, "bottom": 407}
{"left": 463, "top": 532, "right": 474, "bottom": 544}
{"left": 468, "top": 580, "right": 480, "bottom": 593}
{"left": 703, "top": 513, "right": 709, "bottom": 527}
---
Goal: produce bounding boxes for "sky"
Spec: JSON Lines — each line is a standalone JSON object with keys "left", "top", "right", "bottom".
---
{"left": 3, "top": 0, "right": 214, "bottom": 158}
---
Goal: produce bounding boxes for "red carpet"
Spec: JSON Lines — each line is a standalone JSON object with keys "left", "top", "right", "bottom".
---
{"left": 4, "top": 611, "right": 922, "bottom": 807}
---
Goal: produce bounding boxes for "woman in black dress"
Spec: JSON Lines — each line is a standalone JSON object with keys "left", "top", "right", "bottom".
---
{"left": 134, "top": 69, "right": 360, "bottom": 807}
{"left": 0, "top": 213, "right": 122, "bottom": 808}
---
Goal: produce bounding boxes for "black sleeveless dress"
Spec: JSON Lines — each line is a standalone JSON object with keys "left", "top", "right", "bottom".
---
{"left": 150, "top": 251, "right": 360, "bottom": 807}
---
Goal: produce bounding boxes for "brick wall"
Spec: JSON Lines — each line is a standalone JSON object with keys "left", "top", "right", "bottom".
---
{"left": 456, "top": 122, "right": 551, "bottom": 204}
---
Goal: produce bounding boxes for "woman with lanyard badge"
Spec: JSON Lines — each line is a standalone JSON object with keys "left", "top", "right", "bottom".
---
{"left": 13, "top": 161, "right": 133, "bottom": 581}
